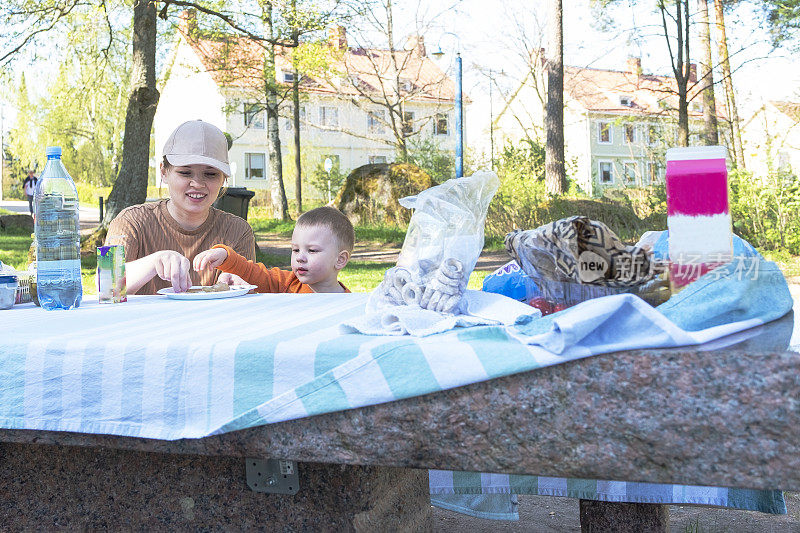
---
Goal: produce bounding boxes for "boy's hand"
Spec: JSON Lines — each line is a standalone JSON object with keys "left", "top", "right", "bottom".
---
{"left": 218, "top": 272, "right": 247, "bottom": 286}
{"left": 193, "top": 247, "right": 228, "bottom": 272}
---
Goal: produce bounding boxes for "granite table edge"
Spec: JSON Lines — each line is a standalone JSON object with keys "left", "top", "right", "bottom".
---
{"left": 2, "top": 341, "right": 798, "bottom": 492}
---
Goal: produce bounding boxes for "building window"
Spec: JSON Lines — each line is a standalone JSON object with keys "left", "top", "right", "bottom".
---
{"left": 367, "top": 111, "right": 385, "bottom": 134}
{"left": 282, "top": 71, "right": 295, "bottom": 83}
{"left": 244, "top": 104, "right": 265, "bottom": 129}
{"left": 619, "top": 95, "right": 633, "bottom": 107}
{"left": 624, "top": 124, "right": 636, "bottom": 143}
{"left": 647, "top": 124, "right": 659, "bottom": 145}
{"left": 434, "top": 113, "right": 449, "bottom": 135}
{"left": 319, "top": 106, "right": 339, "bottom": 128}
{"left": 623, "top": 162, "right": 637, "bottom": 184}
{"left": 599, "top": 161, "right": 613, "bottom": 184}
{"left": 598, "top": 122, "right": 612, "bottom": 144}
{"left": 245, "top": 153, "right": 266, "bottom": 179}
{"left": 369, "top": 155, "right": 387, "bottom": 164}
{"left": 402, "top": 111, "right": 415, "bottom": 136}
{"left": 284, "top": 105, "right": 306, "bottom": 131}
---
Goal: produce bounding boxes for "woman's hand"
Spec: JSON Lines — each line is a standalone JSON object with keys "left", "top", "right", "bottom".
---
{"left": 124, "top": 250, "right": 191, "bottom": 294}
{"left": 153, "top": 250, "right": 192, "bottom": 293}
{"left": 193, "top": 247, "right": 228, "bottom": 272}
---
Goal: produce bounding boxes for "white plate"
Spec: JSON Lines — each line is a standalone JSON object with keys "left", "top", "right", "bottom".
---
{"left": 157, "top": 284, "right": 258, "bottom": 300}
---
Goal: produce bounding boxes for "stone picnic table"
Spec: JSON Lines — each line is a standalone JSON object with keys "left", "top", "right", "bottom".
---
{"left": 0, "top": 304, "right": 798, "bottom": 531}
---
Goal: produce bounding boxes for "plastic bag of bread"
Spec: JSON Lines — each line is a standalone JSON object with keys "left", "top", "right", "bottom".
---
{"left": 369, "top": 171, "right": 500, "bottom": 314}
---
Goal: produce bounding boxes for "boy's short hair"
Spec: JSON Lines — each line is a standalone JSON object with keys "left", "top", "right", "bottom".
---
{"left": 296, "top": 207, "right": 355, "bottom": 252}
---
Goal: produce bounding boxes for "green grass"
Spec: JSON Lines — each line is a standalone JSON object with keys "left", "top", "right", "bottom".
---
{"left": 0, "top": 208, "right": 16, "bottom": 216}
{"left": 249, "top": 217, "right": 296, "bottom": 236}
{"left": 249, "top": 214, "right": 408, "bottom": 246}
{"left": 0, "top": 228, "right": 33, "bottom": 270}
{"left": 762, "top": 250, "right": 800, "bottom": 278}
{"left": 354, "top": 225, "right": 406, "bottom": 246}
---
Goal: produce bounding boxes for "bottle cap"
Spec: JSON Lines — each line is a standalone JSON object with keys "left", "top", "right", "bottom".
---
{"left": 45, "top": 146, "right": 62, "bottom": 158}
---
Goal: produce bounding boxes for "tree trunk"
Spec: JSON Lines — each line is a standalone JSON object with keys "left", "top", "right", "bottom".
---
{"left": 101, "top": 0, "right": 159, "bottom": 226}
{"left": 545, "top": 0, "right": 564, "bottom": 195}
{"left": 714, "top": 0, "right": 745, "bottom": 168}
{"left": 292, "top": 1, "right": 302, "bottom": 213}
{"left": 661, "top": 0, "right": 690, "bottom": 147}
{"left": 698, "top": 0, "right": 718, "bottom": 145}
{"left": 262, "top": 1, "right": 290, "bottom": 221}
{"left": 385, "top": 0, "right": 408, "bottom": 162}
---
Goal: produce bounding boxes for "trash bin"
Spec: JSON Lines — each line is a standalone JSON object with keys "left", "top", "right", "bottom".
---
{"left": 213, "top": 187, "right": 255, "bottom": 221}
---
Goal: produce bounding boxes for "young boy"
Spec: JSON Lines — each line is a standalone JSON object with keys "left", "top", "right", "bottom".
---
{"left": 193, "top": 206, "right": 354, "bottom": 293}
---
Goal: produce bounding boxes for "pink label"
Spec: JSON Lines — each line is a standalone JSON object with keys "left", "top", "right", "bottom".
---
{"left": 669, "top": 262, "right": 719, "bottom": 288}
{"left": 666, "top": 158, "right": 729, "bottom": 216}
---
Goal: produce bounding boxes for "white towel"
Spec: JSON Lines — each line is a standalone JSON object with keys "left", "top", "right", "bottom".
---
{"left": 340, "top": 290, "right": 540, "bottom": 337}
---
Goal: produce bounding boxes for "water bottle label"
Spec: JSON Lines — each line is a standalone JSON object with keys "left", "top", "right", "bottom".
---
{"left": 61, "top": 196, "right": 77, "bottom": 210}
{"left": 38, "top": 259, "right": 81, "bottom": 273}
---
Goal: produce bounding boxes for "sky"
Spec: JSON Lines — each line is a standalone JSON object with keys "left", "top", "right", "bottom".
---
{"left": 1, "top": 0, "right": 798, "bottom": 153}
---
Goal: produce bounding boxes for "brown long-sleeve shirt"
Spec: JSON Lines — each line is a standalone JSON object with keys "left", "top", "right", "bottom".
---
{"left": 106, "top": 200, "right": 256, "bottom": 295}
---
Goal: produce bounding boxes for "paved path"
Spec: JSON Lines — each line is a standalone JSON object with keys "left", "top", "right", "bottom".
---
{"left": 0, "top": 199, "right": 100, "bottom": 230}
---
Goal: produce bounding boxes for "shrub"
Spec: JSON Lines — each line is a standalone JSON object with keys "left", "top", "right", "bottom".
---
{"left": 398, "top": 136, "right": 455, "bottom": 184}
{"left": 485, "top": 139, "right": 656, "bottom": 241}
{"left": 308, "top": 159, "right": 347, "bottom": 203}
{"left": 730, "top": 169, "right": 800, "bottom": 254}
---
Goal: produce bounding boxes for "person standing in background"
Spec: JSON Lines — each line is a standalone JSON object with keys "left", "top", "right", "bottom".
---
{"left": 22, "top": 170, "right": 38, "bottom": 215}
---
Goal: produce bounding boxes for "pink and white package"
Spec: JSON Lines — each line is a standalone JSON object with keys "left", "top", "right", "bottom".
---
{"left": 665, "top": 146, "right": 734, "bottom": 290}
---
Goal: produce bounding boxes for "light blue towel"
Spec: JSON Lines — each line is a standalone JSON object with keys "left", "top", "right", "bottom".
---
{"left": 657, "top": 259, "right": 791, "bottom": 331}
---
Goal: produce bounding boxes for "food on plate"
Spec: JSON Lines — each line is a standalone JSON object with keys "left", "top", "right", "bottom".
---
{"left": 186, "top": 282, "right": 230, "bottom": 293}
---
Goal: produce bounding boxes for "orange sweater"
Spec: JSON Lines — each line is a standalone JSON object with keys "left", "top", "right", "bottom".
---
{"left": 213, "top": 244, "right": 349, "bottom": 293}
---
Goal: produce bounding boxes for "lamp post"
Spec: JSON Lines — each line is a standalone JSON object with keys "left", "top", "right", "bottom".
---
{"left": 433, "top": 34, "right": 463, "bottom": 178}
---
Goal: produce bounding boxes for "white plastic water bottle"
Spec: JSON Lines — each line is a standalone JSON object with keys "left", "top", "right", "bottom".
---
{"left": 34, "top": 146, "right": 82, "bottom": 310}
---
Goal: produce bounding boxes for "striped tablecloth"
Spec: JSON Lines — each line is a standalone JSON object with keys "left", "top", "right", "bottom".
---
{"left": 0, "top": 291, "right": 787, "bottom": 514}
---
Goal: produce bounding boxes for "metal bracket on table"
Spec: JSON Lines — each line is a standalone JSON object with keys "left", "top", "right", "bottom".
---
{"left": 245, "top": 458, "right": 299, "bottom": 495}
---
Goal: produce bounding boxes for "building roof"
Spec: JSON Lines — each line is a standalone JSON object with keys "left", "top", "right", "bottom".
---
{"left": 772, "top": 100, "right": 800, "bottom": 121}
{"left": 563, "top": 63, "right": 727, "bottom": 120}
{"left": 182, "top": 31, "right": 458, "bottom": 104}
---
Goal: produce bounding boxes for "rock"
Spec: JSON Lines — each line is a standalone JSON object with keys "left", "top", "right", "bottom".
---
{"left": 336, "top": 163, "right": 433, "bottom": 226}
{"left": 0, "top": 214, "right": 33, "bottom": 232}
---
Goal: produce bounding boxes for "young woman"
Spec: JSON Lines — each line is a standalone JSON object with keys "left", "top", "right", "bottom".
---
{"left": 105, "top": 120, "right": 256, "bottom": 295}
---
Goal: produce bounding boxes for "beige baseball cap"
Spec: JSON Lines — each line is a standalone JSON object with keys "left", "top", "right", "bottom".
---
{"left": 162, "top": 120, "right": 231, "bottom": 176}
